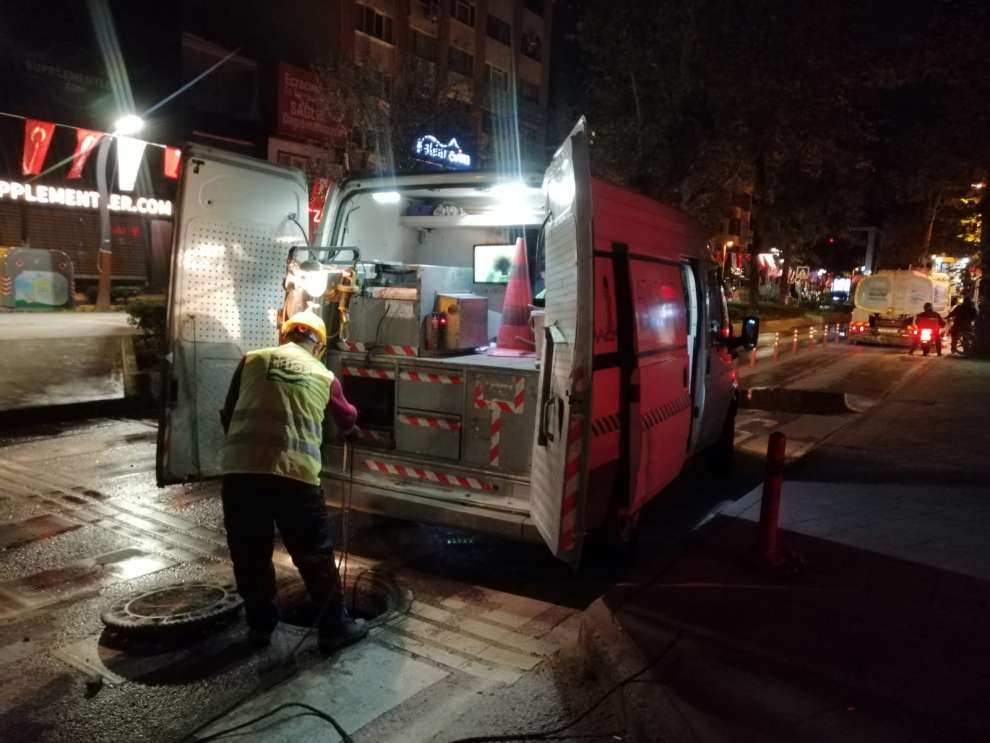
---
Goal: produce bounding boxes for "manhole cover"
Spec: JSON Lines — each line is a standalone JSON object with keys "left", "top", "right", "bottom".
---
{"left": 101, "top": 581, "right": 243, "bottom": 634}
{"left": 280, "top": 570, "right": 409, "bottom": 629}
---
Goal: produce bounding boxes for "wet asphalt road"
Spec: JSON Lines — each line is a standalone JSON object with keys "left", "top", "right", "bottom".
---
{"left": 0, "top": 337, "right": 928, "bottom": 742}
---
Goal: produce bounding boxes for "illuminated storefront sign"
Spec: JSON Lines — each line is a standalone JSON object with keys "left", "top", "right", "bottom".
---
{"left": 414, "top": 135, "right": 472, "bottom": 170}
{"left": 0, "top": 180, "right": 173, "bottom": 217}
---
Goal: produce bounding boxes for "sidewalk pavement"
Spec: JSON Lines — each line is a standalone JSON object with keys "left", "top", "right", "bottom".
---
{"left": 580, "top": 357, "right": 990, "bottom": 742}
{"left": 0, "top": 312, "right": 135, "bottom": 340}
{"left": 0, "top": 313, "right": 137, "bottom": 411}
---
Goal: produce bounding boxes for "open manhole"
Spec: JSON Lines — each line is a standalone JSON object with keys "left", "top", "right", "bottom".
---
{"left": 740, "top": 388, "right": 875, "bottom": 416}
{"left": 101, "top": 582, "right": 243, "bottom": 635}
{"left": 279, "top": 569, "right": 408, "bottom": 629}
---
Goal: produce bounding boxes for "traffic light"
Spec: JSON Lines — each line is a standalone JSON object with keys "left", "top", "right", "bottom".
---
{"left": 827, "top": 235, "right": 836, "bottom": 246}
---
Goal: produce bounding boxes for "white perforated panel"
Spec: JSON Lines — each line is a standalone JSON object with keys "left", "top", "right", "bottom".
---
{"left": 196, "top": 357, "right": 241, "bottom": 474}
{"left": 178, "top": 218, "right": 284, "bottom": 349}
{"left": 158, "top": 149, "right": 308, "bottom": 484}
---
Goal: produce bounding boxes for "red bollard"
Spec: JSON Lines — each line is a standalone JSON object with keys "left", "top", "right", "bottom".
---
{"left": 759, "top": 432, "right": 787, "bottom": 562}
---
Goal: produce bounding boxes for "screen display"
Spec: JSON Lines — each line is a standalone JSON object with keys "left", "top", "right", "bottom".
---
{"left": 473, "top": 244, "right": 516, "bottom": 284}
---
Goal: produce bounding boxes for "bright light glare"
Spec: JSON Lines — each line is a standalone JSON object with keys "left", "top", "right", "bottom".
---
{"left": 300, "top": 269, "right": 330, "bottom": 298}
{"left": 973, "top": 182, "right": 986, "bottom": 190}
{"left": 114, "top": 114, "right": 145, "bottom": 136}
{"left": 372, "top": 191, "right": 401, "bottom": 204}
{"left": 546, "top": 172, "right": 575, "bottom": 212}
{"left": 490, "top": 182, "right": 531, "bottom": 204}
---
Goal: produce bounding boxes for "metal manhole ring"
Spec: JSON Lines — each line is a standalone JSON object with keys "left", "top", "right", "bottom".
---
{"left": 101, "top": 581, "right": 243, "bottom": 632}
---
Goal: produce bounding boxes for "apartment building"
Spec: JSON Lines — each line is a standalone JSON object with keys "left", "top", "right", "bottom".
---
{"left": 326, "top": 0, "right": 553, "bottom": 172}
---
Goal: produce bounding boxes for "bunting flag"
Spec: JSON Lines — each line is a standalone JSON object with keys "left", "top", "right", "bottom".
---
{"left": 67, "top": 129, "right": 104, "bottom": 179}
{"left": 115, "top": 136, "right": 147, "bottom": 192}
{"left": 163, "top": 147, "right": 182, "bottom": 179}
{"left": 22, "top": 119, "right": 56, "bottom": 175}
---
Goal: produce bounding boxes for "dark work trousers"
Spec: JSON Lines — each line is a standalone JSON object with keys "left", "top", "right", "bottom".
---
{"left": 221, "top": 473, "right": 344, "bottom": 633}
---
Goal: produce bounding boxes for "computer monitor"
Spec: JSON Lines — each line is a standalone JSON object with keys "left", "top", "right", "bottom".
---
{"left": 473, "top": 243, "right": 516, "bottom": 284}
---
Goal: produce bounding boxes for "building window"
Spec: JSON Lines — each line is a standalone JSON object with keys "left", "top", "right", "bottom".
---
{"left": 418, "top": 0, "right": 441, "bottom": 21}
{"left": 357, "top": 4, "right": 394, "bottom": 44}
{"left": 520, "top": 79, "right": 540, "bottom": 104}
{"left": 524, "top": 0, "right": 543, "bottom": 16}
{"left": 487, "top": 15, "right": 512, "bottom": 46}
{"left": 448, "top": 45, "right": 474, "bottom": 77}
{"left": 487, "top": 64, "right": 509, "bottom": 93}
{"left": 411, "top": 29, "right": 438, "bottom": 62}
{"left": 521, "top": 33, "right": 542, "bottom": 61}
{"left": 729, "top": 217, "right": 742, "bottom": 236}
{"left": 276, "top": 151, "right": 308, "bottom": 171}
{"left": 453, "top": 0, "right": 476, "bottom": 28}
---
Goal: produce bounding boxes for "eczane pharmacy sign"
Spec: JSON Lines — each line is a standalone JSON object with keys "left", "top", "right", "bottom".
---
{"left": 0, "top": 179, "right": 173, "bottom": 217}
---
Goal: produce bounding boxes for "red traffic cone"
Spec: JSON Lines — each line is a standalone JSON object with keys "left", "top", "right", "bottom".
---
{"left": 489, "top": 237, "right": 535, "bottom": 357}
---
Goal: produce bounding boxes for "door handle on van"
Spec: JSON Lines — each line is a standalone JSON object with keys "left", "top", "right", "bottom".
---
{"left": 537, "top": 325, "right": 557, "bottom": 446}
{"left": 541, "top": 396, "right": 556, "bottom": 443}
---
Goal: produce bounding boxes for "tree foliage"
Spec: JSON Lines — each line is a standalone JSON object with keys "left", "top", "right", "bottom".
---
{"left": 579, "top": 0, "right": 990, "bottom": 316}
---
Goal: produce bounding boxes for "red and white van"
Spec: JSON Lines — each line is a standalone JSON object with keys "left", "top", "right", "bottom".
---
{"left": 157, "top": 119, "right": 757, "bottom": 563}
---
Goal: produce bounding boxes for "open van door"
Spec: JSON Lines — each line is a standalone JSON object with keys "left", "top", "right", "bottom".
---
{"left": 531, "top": 119, "right": 595, "bottom": 562}
{"left": 157, "top": 146, "right": 309, "bottom": 484}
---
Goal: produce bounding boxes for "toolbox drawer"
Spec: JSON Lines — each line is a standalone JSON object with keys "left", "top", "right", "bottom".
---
{"left": 395, "top": 409, "right": 461, "bottom": 460}
{"left": 396, "top": 366, "right": 464, "bottom": 415}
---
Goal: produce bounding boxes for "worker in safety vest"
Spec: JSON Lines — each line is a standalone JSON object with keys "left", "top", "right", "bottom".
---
{"left": 220, "top": 308, "right": 367, "bottom": 652}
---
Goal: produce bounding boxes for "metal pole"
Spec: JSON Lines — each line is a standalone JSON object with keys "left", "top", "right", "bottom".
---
{"left": 95, "top": 135, "right": 113, "bottom": 309}
{"left": 759, "top": 432, "right": 786, "bottom": 562}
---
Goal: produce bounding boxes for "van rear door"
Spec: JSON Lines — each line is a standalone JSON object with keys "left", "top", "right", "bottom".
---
{"left": 157, "top": 146, "right": 309, "bottom": 484}
{"left": 530, "top": 119, "right": 595, "bottom": 562}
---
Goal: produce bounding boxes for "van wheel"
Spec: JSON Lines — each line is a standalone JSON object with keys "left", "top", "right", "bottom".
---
{"left": 710, "top": 402, "right": 737, "bottom": 475}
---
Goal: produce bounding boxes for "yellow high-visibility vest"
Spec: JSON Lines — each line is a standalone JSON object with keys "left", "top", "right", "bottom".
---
{"left": 222, "top": 343, "right": 333, "bottom": 486}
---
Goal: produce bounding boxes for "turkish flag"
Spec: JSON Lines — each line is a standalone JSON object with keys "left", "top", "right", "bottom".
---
{"left": 163, "top": 147, "right": 182, "bottom": 179}
{"left": 22, "top": 119, "right": 56, "bottom": 175}
{"left": 67, "top": 129, "right": 104, "bottom": 179}
{"left": 309, "top": 177, "right": 331, "bottom": 240}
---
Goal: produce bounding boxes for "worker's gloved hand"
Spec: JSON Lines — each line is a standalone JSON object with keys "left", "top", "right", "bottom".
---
{"left": 336, "top": 425, "right": 361, "bottom": 443}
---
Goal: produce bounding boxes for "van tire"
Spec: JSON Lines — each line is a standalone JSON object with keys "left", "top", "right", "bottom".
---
{"left": 710, "top": 400, "right": 737, "bottom": 475}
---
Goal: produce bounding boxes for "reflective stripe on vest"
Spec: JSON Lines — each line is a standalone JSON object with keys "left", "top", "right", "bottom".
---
{"left": 222, "top": 343, "right": 333, "bottom": 486}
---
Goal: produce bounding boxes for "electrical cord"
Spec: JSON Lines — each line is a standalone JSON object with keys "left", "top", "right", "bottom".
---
{"left": 444, "top": 633, "right": 682, "bottom": 743}
{"left": 176, "top": 443, "right": 362, "bottom": 743}
{"left": 288, "top": 215, "right": 310, "bottom": 245}
{"left": 364, "top": 302, "right": 392, "bottom": 365}
{"left": 192, "top": 703, "right": 352, "bottom": 743}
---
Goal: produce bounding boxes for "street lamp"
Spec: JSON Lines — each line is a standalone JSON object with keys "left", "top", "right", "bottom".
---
{"left": 95, "top": 114, "right": 145, "bottom": 308}
{"left": 114, "top": 114, "right": 145, "bottom": 136}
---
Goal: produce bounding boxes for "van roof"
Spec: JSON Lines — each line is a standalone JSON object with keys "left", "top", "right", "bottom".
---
{"left": 591, "top": 178, "right": 709, "bottom": 261}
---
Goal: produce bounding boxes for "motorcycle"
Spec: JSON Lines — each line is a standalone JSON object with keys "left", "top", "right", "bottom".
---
{"left": 911, "top": 323, "right": 940, "bottom": 356}
{"left": 952, "top": 320, "right": 976, "bottom": 355}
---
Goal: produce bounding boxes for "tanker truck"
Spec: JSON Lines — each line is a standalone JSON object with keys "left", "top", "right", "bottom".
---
{"left": 848, "top": 269, "right": 950, "bottom": 346}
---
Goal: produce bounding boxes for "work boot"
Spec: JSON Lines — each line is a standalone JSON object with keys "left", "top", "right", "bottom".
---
{"left": 248, "top": 626, "right": 274, "bottom": 648}
{"left": 318, "top": 609, "right": 368, "bottom": 654}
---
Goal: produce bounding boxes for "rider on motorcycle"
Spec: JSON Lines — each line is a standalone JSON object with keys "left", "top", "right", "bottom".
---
{"left": 948, "top": 296, "right": 977, "bottom": 354}
{"left": 909, "top": 302, "right": 946, "bottom": 356}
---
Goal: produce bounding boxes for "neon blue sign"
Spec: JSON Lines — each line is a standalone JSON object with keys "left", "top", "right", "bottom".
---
{"left": 414, "top": 135, "right": 472, "bottom": 170}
